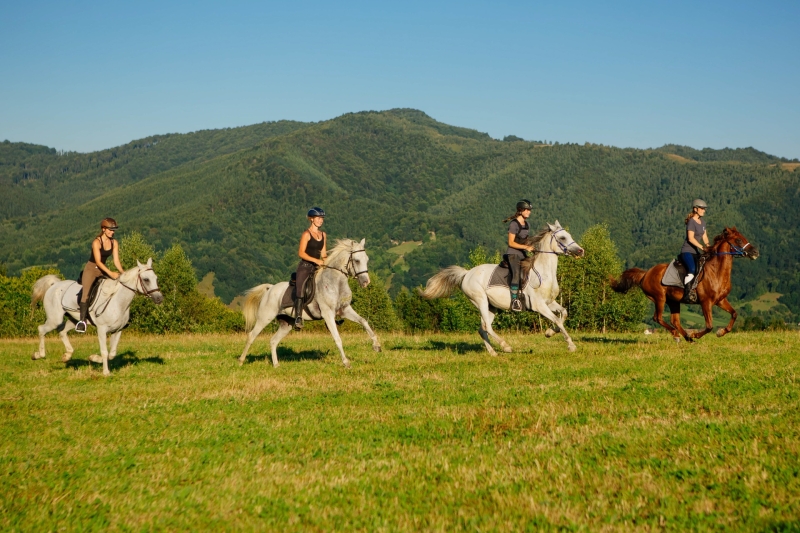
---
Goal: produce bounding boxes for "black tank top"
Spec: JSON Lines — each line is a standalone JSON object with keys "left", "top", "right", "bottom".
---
{"left": 89, "top": 237, "right": 114, "bottom": 265}
{"left": 304, "top": 231, "right": 325, "bottom": 260}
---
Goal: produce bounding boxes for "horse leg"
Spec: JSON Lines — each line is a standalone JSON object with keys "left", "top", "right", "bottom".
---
{"left": 59, "top": 320, "right": 76, "bottom": 362}
{"left": 33, "top": 308, "right": 65, "bottom": 361}
{"left": 269, "top": 320, "right": 293, "bottom": 368}
{"left": 88, "top": 326, "right": 112, "bottom": 376}
{"left": 530, "top": 297, "right": 576, "bottom": 352}
{"left": 238, "top": 309, "right": 278, "bottom": 366}
{"left": 690, "top": 298, "right": 715, "bottom": 339}
{"left": 320, "top": 308, "right": 350, "bottom": 368}
{"left": 545, "top": 301, "right": 566, "bottom": 337}
{"left": 108, "top": 330, "right": 123, "bottom": 360}
{"left": 715, "top": 298, "right": 737, "bottom": 337}
{"left": 339, "top": 305, "right": 381, "bottom": 352}
{"left": 667, "top": 301, "right": 693, "bottom": 343}
{"left": 651, "top": 295, "right": 680, "bottom": 341}
{"left": 474, "top": 298, "right": 501, "bottom": 355}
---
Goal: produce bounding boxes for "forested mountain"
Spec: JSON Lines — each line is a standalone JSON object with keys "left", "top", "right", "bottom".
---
{"left": 1, "top": 109, "right": 797, "bottom": 312}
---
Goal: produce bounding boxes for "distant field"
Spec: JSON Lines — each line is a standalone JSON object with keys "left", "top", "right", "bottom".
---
{"left": 748, "top": 292, "right": 783, "bottom": 313}
{"left": 387, "top": 241, "right": 422, "bottom": 255}
{"left": 2, "top": 331, "right": 798, "bottom": 531}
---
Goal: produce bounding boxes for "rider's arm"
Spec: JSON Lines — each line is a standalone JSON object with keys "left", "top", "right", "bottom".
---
{"left": 508, "top": 232, "right": 534, "bottom": 252}
{"left": 298, "top": 232, "right": 323, "bottom": 265}
{"left": 92, "top": 240, "right": 119, "bottom": 279}
{"left": 687, "top": 230, "right": 705, "bottom": 251}
{"left": 702, "top": 232, "right": 710, "bottom": 247}
{"left": 320, "top": 232, "right": 327, "bottom": 261}
{"left": 111, "top": 240, "right": 124, "bottom": 274}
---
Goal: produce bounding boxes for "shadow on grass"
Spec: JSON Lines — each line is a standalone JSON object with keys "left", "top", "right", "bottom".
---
{"left": 65, "top": 350, "right": 165, "bottom": 370}
{"left": 240, "top": 348, "right": 329, "bottom": 365}
{"left": 390, "top": 340, "right": 485, "bottom": 354}
{"left": 579, "top": 336, "right": 641, "bottom": 345}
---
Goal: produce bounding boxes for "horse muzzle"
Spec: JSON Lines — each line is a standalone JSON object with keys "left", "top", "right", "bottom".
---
{"left": 150, "top": 291, "right": 165, "bottom": 305}
{"left": 571, "top": 246, "right": 586, "bottom": 258}
{"left": 358, "top": 273, "right": 371, "bottom": 288}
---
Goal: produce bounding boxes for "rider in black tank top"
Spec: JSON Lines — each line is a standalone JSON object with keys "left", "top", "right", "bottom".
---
{"left": 294, "top": 207, "right": 328, "bottom": 329}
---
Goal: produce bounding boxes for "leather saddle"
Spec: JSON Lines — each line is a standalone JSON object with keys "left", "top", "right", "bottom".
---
{"left": 279, "top": 271, "right": 318, "bottom": 317}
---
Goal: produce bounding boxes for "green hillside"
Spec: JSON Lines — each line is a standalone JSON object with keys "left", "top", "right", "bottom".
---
{"left": 1, "top": 109, "right": 797, "bottom": 313}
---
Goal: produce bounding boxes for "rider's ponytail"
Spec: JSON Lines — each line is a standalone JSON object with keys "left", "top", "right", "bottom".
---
{"left": 684, "top": 211, "right": 696, "bottom": 225}
{"left": 502, "top": 210, "right": 523, "bottom": 224}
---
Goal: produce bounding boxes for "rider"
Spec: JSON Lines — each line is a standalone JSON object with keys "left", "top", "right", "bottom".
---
{"left": 75, "top": 218, "right": 124, "bottom": 333}
{"left": 293, "top": 207, "right": 327, "bottom": 329}
{"left": 680, "top": 198, "right": 710, "bottom": 286}
{"left": 503, "top": 199, "right": 535, "bottom": 312}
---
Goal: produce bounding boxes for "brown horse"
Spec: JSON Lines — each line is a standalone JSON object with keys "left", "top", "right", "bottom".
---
{"left": 611, "top": 227, "right": 759, "bottom": 342}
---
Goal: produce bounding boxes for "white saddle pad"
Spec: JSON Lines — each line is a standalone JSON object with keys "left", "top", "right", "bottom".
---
{"left": 61, "top": 279, "right": 118, "bottom": 315}
{"left": 661, "top": 260, "right": 684, "bottom": 288}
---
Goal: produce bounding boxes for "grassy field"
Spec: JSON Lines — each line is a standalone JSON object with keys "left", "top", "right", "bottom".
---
{"left": 1, "top": 330, "right": 798, "bottom": 531}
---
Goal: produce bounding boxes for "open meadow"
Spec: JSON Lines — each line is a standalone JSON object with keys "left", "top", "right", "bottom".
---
{"left": 1, "top": 330, "right": 798, "bottom": 531}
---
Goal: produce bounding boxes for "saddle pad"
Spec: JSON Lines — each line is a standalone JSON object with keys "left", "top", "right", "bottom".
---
{"left": 661, "top": 261, "right": 684, "bottom": 288}
{"left": 61, "top": 279, "right": 117, "bottom": 314}
{"left": 61, "top": 282, "right": 82, "bottom": 311}
{"left": 486, "top": 265, "right": 539, "bottom": 291}
{"left": 279, "top": 278, "right": 316, "bottom": 313}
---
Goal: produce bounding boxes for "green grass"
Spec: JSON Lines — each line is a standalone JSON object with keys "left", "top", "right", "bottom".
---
{"left": 387, "top": 241, "right": 422, "bottom": 255}
{"left": 1, "top": 331, "right": 799, "bottom": 531}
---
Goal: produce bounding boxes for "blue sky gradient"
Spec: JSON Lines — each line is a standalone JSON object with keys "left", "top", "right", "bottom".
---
{"left": 2, "top": 0, "right": 798, "bottom": 158}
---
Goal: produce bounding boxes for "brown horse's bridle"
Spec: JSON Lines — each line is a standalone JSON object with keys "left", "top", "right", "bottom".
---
{"left": 716, "top": 239, "right": 753, "bottom": 258}
{"left": 118, "top": 268, "right": 162, "bottom": 296}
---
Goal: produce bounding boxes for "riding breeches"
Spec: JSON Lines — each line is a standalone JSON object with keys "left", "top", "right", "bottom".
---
{"left": 680, "top": 253, "right": 698, "bottom": 275}
{"left": 80, "top": 262, "right": 104, "bottom": 303}
{"left": 295, "top": 261, "right": 317, "bottom": 299}
{"left": 504, "top": 254, "right": 522, "bottom": 287}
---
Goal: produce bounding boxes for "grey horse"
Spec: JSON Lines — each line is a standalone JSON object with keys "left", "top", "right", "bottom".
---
{"left": 420, "top": 222, "right": 584, "bottom": 355}
{"left": 239, "top": 239, "right": 381, "bottom": 368}
{"left": 30, "top": 259, "right": 164, "bottom": 376}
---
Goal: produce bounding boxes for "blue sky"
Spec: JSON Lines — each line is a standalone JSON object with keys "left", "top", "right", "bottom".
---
{"left": 2, "top": 0, "right": 798, "bottom": 158}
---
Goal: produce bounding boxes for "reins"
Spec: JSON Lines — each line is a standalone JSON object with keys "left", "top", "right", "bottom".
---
{"left": 715, "top": 242, "right": 751, "bottom": 257}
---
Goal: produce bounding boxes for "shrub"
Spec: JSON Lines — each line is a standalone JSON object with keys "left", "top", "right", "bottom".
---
{"left": 347, "top": 273, "right": 401, "bottom": 331}
{"left": 0, "top": 267, "right": 63, "bottom": 337}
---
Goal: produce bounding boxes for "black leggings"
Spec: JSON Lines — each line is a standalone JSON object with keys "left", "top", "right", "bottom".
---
{"left": 504, "top": 254, "right": 522, "bottom": 287}
{"left": 295, "top": 261, "right": 317, "bottom": 299}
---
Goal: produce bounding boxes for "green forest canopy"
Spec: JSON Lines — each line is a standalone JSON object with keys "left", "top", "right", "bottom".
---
{"left": 1, "top": 109, "right": 798, "bottom": 312}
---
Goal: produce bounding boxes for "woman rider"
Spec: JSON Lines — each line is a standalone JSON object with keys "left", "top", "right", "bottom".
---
{"left": 293, "top": 207, "right": 327, "bottom": 329}
{"left": 503, "top": 199, "right": 535, "bottom": 312}
{"left": 75, "top": 218, "right": 124, "bottom": 333}
{"left": 680, "top": 198, "right": 710, "bottom": 286}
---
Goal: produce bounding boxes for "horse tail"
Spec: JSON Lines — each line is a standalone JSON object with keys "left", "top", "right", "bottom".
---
{"left": 30, "top": 275, "right": 60, "bottom": 317}
{"left": 610, "top": 268, "right": 646, "bottom": 294}
{"left": 419, "top": 266, "right": 468, "bottom": 299}
{"left": 242, "top": 284, "right": 272, "bottom": 332}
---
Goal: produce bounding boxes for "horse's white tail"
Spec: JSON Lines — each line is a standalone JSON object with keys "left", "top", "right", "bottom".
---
{"left": 419, "top": 266, "right": 468, "bottom": 299}
{"left": 242, "top": 284, "right": 273, "bottom": 332}
{"left": 30, "top": 275, "right": 61, "bottom": 317}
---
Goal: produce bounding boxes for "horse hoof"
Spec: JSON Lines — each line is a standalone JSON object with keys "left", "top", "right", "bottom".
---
{"left": 62, "top": 352, "right": 73, "bottom": 362}
{"left": 373, "top": 345, "right": 382, "bottom": 353}
{"left": 568, "top": 344, "right": 577, "bottom": 353}
{"left": 88, "top": 354, "right": 103, "bottom": 364}
{"left": 544, "top": 328, "right": 556, "bottom": 338}
{"left": 32, "top": 352, "right": 44, "bottom": 361}
{"left": 503, "top": 345, "right": 513, "bottom": 353}
{"left": 716, "top": 328, "right": 726, "bottom": 337}
{"left": 238, "top": 357, "right": 246, "bottom": 366}
{"left": 103, "top": 371, "right": 111, "bottom": 377}
{"left": 343, "top": 360, "right": 351, "bottom": 368}
{"left": 673, "top": 337, "right": 681, "bottom": 344}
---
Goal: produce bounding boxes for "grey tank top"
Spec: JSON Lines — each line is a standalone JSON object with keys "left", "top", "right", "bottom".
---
{"left": 505, "top": 219, "right": 530, "bottom": 257}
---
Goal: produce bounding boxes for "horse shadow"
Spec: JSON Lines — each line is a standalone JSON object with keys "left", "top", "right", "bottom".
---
{"left": 239, "top": 348, "right": 329, "bottom": 365}
{"left": 579, "top": 336, "right": 641, "bottom": 345}
{"left": 65, "top": 350, "right": 165, "bottom": 370}
{"left": 391, "top": 340, "right": 485, "bottom": 354}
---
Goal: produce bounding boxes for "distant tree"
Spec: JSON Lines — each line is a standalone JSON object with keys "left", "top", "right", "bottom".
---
{"left": 503, "top": 135, "right": 525, "bottom": 142}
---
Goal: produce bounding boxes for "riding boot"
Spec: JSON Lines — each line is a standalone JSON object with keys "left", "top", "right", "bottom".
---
{"left": 510, "top": 285, "right": 523, "bottom": 312}
{"left": 75, "top": 302, "right": 88, "bottom": 333}
{"left": 293, "top": 297, "right": 304, "bottom": 329}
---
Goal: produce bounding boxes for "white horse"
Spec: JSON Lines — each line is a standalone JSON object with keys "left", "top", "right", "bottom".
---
{"left": 30, "top": 259, "right": 164, "bottom": 376}
{"left": 239, "top": 239, "right": 381, "bottom": 368}
{"left": 420, "top": 222, "right": 584, "bottom": 355}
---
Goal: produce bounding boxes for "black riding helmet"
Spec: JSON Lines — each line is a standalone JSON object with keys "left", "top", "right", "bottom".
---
{"left": 516, "top": 199, "right": 533, "bottom": 212}
{"left": 307, "top": 207, "right": 326, "bottom": 218}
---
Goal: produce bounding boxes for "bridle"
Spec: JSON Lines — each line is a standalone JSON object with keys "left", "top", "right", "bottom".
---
{"left": 320, "top": 249, "right": 369, "bottom": 278}
{"left": 534, "top": 229, "right": 580, "bottom": 256}
{"left": 118, "top": 268, "right": 162, "bottom": 296}
{"left": 715, "top": 237, "right": 753, "bottom": 258}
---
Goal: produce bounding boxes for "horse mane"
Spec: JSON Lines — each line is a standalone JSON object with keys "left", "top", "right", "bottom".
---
{"left": 528, "top": 226, "right": 552, "bottom": 249}
{"left": 323, "top": 239, "right": 361, "bottom": 270}
{"left": 703, "top": 229, "right": 732, "bottom": 258}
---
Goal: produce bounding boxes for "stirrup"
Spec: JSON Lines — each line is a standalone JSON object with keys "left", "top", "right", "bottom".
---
{"left": 75, "top": 321, "right": 87, "bottom": 333}
{"left": 511, "top": 299, "right": 523, "bottom": 312}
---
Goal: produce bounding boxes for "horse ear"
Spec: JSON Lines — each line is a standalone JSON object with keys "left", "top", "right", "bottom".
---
{"left": 146, "top": 257, "right": 153, "bottom": 267}
{"left": 137, "top": 260, "right": 144, "bottom": 268}
{"left": 554, "top": 220, "right": 562, "bottom": 229}
{"left": 547, "top": 222, "right": 556, "bottom": 232}
{"left": 359, "top": 238, "right": 365, "bottom": 247}
{"left": 732, "top": 226, "right": 738, "bottom": 231}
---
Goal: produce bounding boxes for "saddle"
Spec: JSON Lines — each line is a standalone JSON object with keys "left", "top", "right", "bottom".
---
{"left": 662, "top": 256, "right": 706, "bottom": 303}
{"left": 488, "top": 257, "right": 540, "bottom": 292}
{"left": 279, "top": 271, "right": 318, "bottom": 319}
{"left": 61, "top": 277, "right": 111, "bottom": 316}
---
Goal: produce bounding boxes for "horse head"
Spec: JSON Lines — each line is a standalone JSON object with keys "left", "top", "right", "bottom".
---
{"left": 544, "top": 221, "right": 585, "bottom": 257}
{"left": 350, "top": 238, "right": 371, "bottom": 288}
{"left": 133, "top": 258, "right": 164, "bottom": 304}
{"left": 719, "top": 226, "right": 759, "bottom": 260}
